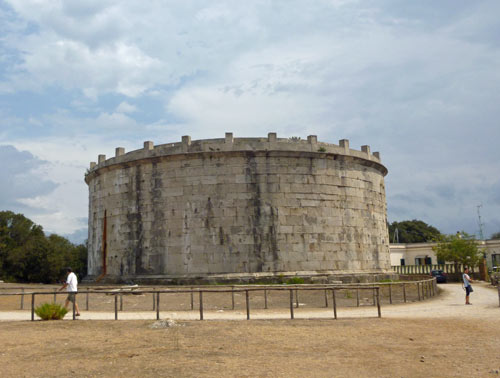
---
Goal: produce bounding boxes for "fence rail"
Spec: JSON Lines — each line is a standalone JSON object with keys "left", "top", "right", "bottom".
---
{"left": 392, "top": 264, "right": 473, "bottom": 275}
{"left": 0, "top": 278, "right": 439, "bottom": 321}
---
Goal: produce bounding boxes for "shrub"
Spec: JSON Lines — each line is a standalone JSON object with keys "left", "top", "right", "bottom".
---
{"left": 35, "top": 303, "right": 68, "bottom": 320}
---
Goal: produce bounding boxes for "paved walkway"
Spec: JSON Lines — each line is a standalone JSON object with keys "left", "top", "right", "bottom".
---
{"left": 0, "top": 283, "right": 498, "bottom": 321}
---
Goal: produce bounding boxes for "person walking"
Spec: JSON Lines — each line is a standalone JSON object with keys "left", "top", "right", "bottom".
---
{"left": 463, "top": 267, "right": 474, "bottom": 305}
{"left": 59, "top": 267, "right": 80, "bottom": 316}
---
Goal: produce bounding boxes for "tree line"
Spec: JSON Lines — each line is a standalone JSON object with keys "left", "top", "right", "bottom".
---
{"left": 389, "top": 219, "right": 500, "bottom": 243}
{"left": 0, "top": 211, "right": 497, "bottom": 282}
{"left": 0, "top": 211, "right": 87, "bottom": 283}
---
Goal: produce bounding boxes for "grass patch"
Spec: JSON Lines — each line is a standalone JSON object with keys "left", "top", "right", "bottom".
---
{"left": 285, "top": 277, "right": 305, "bottom": 285}
{"left": 35, "top": 303, "right": 68, "bottom": 320}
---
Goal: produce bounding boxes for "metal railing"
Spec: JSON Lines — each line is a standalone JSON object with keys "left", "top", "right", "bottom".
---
{"left": 0, "top": 278, "right": 440, "bottom": 320}
{"left": 0, "top": 285, "right": 382, "bottom": 321}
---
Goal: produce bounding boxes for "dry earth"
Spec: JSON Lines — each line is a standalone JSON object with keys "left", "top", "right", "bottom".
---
{"left": 1, "top": 282, "right": 499, "bottom": 377}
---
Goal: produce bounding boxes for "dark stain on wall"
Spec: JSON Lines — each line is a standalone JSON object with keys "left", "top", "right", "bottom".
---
{"left": 130, "top": 165, "right": 145, "bottom": 274}
{"left": 151, "top": 162, "right": 164, "bottom": 274}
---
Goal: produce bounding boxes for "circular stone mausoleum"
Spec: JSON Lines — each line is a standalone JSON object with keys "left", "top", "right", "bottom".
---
{"left": 85, "top": 133, "right": 393, "bottom": 284}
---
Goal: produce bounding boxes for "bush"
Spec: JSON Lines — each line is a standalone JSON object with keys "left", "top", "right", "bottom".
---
{"left": 35, "top": 303, "right": 68, "bottom": 320}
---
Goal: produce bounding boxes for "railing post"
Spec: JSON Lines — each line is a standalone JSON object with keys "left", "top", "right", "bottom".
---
{"left": 31, "top": 293, "right": 35, "bottom": 321}
{"left": 264, "top": 289, "right": 268, "bottom": 309}
{"left": 73, "top": 293, "right": 76, "bottom": 320}
{"left": 356, "top": 288, "right": 360, "bottom": 307}
{"left": 120, "top": 293, "right": 123, "bottom": 311}
{"left": 231, "top": 286, "right": 235, "bottom": 310}
{"left": 156, "top": 292, "right": 160, "bottom": 320}
{"left": 190, "top": 288, "right": 194, "bottom": 310}
{"left": 389, "top": 284, "right": 392, "bottom": 304}
{"left": 332, "top": 289, "right": 337, "bottom": 320}
{"left": 295, "top": 289, "right": 299, "bottom": 308}
{"left": 498, "top": 286, "right": 500, "bottom": 307}
{"left": 152, "top": 292, "right": 156, "bottom": 311}
{"left": 114, "top": 294, "right": 118, "bottom": 320}
{"left": 403, "top": 283, "right": 407, "bottom": 303}
{"left": 417, "top": 282, "right": 421, "bottom": 301}
{"left": 21, "top": 288, "right": 24, "bottom": 310}
{"left": 86, "top": 289, "right": 89, "bottom": 311}
{"left": 376, "top": 288, "right": 381, "bottom": 318}
{"left": 372, "top": 288, "right": 376, "bottom": 306}
{"left": 245, "top": 290, "right": 250, "bottom": 320}
{"left": 324, "top": 289, "right": 328, "bottom": 307}
{"left": 53, "top": 289, "right": 57, "bottom": 304}
{"left": 289, "top": 289, "right": 294, "bottom": 319}
{"left": 199, "top": 291, "right": 204, "bottom": 320}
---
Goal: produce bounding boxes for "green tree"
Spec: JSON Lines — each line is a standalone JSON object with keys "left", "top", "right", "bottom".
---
{"left": 432, "top": 232, "right": 483, "bottom": 268}
{"left": 491, "top": 231, "right": 500, "bottom": 240}
{"left": 0, "top": 211, "right": 87, "bottom": 283}
{"left": 388, "top": 220, "right": 441, "bottom": 243}
{"left": 0, "top": 211, "right": 46, "bottom": 280}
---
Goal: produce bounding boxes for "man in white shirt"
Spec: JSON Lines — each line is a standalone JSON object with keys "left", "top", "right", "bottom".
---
{"left": 59, "top": 267, "right": 81, "bottom": 316}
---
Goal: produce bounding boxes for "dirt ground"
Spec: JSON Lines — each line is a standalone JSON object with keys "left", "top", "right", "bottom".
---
{"left": 1, "top": 282, "right": 499, "bottom": 377}
{"left": 1, "top": 318, "right": 499, "bottom": 377}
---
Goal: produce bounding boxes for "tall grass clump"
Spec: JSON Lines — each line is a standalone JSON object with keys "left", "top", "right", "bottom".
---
{"left": 35, "top": 303, "right": 68, "bottom": 320}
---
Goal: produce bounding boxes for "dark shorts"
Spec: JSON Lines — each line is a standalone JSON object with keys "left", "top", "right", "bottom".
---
{"left": 66, "top": 293, "right": 76, "bottom": 303}
{"left": 465, "top": 286, "right": 473, "bottom": 296}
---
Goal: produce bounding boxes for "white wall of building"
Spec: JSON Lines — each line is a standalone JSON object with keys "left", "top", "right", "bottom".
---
{"left": 389, "top": 239, "right": 500, "bottom": 267}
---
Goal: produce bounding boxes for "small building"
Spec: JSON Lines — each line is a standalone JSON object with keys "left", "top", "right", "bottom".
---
{"left": 389, "top": 239, "right": 500, "bottom": 268}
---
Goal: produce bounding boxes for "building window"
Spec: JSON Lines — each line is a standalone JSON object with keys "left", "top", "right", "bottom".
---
{"left": 400, "top": 258, "right": 405, "bottom": 266}
{"left": 415, "top": 256, "right": 432, "bottom": 265}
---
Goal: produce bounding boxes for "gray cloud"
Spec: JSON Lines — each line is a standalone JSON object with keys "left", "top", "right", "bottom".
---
{"left": 61, "top": 226, "right": 88, "bottom": 244}
{"left": 0, "top": 145, "right": 58, "bottom": 211}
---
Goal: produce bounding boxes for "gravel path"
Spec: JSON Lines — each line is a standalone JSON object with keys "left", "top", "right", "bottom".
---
{"left": 1, "top": 282, "right": 498, "bottom": 321}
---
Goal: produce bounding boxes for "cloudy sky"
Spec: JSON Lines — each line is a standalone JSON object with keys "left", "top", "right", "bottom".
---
{"left": 1, "top": 0, "right": 499, "bottom": 243}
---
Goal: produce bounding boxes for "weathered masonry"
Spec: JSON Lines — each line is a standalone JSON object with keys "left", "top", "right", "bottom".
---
{"left": 85, "top": 133, "right": 393, "bottom": 283}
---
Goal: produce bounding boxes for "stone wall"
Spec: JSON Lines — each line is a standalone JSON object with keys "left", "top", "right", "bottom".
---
{"left": 85, "top": 133, "right": 392, "bottom": 283}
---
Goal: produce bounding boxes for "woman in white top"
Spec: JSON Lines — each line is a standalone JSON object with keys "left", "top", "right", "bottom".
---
{"left": 463, "top": 267, "right": 474, "bottom": 305}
